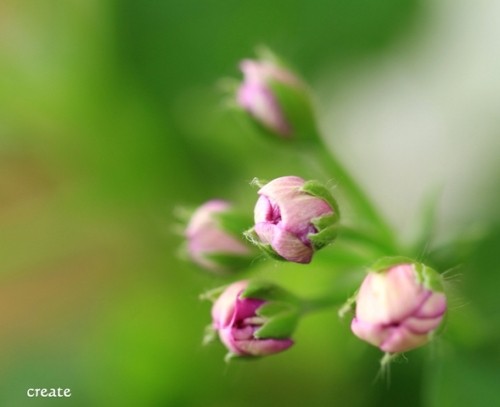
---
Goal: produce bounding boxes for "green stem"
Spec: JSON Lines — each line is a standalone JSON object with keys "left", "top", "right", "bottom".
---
{"left": 300, "top": 291, "right": 347, "bottom": 314}
{"left": 339, "top": 225, "right": 398, "bottom": 257}
{"left": 305, "top": 140, "right": 399, "bottom": 253}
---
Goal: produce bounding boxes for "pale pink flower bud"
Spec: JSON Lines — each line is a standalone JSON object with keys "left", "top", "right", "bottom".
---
{"left": 212, "top": 281, "right": 294, "bottom": 357}
{"left": 237, "top": 58, "right": 315, "bottom": 140}
{"left": 351, "top": 261, "right": 447, "bottom": 353}
{"left": 185, "top": 200, "right": 253, "bottom": 273}
{"left": 249, "top": 176, "right": 339, "bottom": 264}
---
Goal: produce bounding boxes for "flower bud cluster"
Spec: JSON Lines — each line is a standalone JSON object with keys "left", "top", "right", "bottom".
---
{"left": 178, "top": 50, "right": 449, "bottom": 363}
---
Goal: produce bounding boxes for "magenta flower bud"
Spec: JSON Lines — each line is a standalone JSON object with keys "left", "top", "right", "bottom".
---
{"left": 248, "top": 176, "right": 339, "bottom": 264}
{"left": 211, "top": 281, "right": 295, "bottom": 358}
{"left": 185, "top": 200, "right": 254, "bottom": 273}
{"left": 236, "top": 55, "right": 316, "bottom": 141}
{"left": 351, "top": 259, "right": 447, "bottom": 354}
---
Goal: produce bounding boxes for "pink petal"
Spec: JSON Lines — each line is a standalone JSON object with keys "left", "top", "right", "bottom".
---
{"left": 379, "top": 326, "right": 429, "bottom": 353}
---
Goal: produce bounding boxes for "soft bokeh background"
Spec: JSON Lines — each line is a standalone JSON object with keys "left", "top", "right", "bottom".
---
{"left": 1, "top": 0, "right": 500, "bottom": 406}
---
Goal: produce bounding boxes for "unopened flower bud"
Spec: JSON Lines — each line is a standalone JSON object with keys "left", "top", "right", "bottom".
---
{"left": 351, "top": 258, "right": 447, "bottom": 353}
{"left": 211, "top": 280, "right": 298, "bottom": 358}
{"left": 237, "top": 55, "right": 316, "bottom": 141}
{"left": 247, "top": 176, "right": 339, "bottom": 264}
{"left": 185, "top": 200, "right": 254, "bottom": 273}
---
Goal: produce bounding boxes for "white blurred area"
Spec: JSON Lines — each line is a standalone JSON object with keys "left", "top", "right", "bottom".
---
{"left": 318, "top": 0, "right": 500, "bottom": 244}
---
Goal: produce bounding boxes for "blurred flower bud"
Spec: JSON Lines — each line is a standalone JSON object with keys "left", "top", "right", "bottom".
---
{"left": 351, "top": 258, "right": 447, "bottom": 353}
{"left": 237, "top": 53, "right": 317, "bottom": 142}
{"left": 211, "top": 280, "right": 298, "bottom": 358}
{"left": 246, "top": 176, "right": 339, "bottom": 264}
{"left": 185, "top": 200, "right": 254, "bottom": 273}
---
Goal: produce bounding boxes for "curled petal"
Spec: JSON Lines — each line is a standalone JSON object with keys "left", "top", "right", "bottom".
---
{"left": 237, "top": 81, "right": 291, "bottom": 137}
{"left": 414, "top": 292, "right": 447, "bottom": 318}
{"left": 355, "top": 265, "right": 427, "bottom": 324}
{"left": 379, "top": 326, "right": 429, "bottom": 354}
{"left": 212, "top": 281, "right": 249, "bottom": 329}
{"left": 254, "top": 222, "right": 312, "bottom": 263}
{"left": 351, "top": 318, "right": 386, "bottom": 349}
{"left": 404, "top": 315, "right": 444, "bottom": 335}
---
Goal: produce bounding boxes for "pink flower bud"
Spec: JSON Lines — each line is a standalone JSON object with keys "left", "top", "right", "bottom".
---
{"left": 251, "top": 176, "right": 338, "bottom": 264}
{"left": 212, "top": 281, "right": 294, "bottom": 357}
{"left": 185, "top": 200, "right": 253, "bottom": 273}
{"left": 351, "top": 261, "right": 447, "bottom": 353}
{"left": 237, "top": 58, "right": 312, "bottom": 139}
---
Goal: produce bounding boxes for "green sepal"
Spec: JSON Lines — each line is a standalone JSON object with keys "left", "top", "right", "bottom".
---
{"left": 309, "top": 223, "right": 339, "bottom": 250}
{"left": 369, "top": 256, "right": 445, "bottom": 293}
{"left": 369, "top": 256, "right": 415, "bottom": 273}
{"left": 204, "top": 252, "right": 254, "bottom": 272}
{"left": 215, "top": 211, "right": 254, "bottom": 238}
{"left": 338, "top": 290, "right": 358, "bottom": 319}
{"left": 254, "top": 45, "right": 284, "bottom": 66}
{"left": 176, "top": 241, "right": 189, "bottom": 262}
{"left": 224, "top": 352, "right": 256, "bottom": 363}
{"left": 224, "top": 352, "right": 241, "bottom": 363}
{"left": 250, "top": 177, "right": 267, "bottom": 188}
{"left": 202, "top": 324, "right": 217, "bottom": 346}
{"left": 199, "top": 285, "right": 228, "bottom": 302}
{"left": 413, "top": 262, "right": 445, "bottom": 293}
{"left": 254, "top": 301, "right": 299, "bottom": 339}
{"left": 172, "top": 205, "right": 195, "bottom": 223}
{"left": 269, "top": 80, "right": 318, "bottom": 144}
{"left": 241, "top": 280, "right": 298, "bottom": 304}
{"left": 239, "top": 106, "right": 293, "bottom": 141}
{"left": 300, "top": 180, "right": 340, "bottom": 216}
{"left": 244, "top": 228, "right": 285, "bottom": 261}
{"left": 311, "top": 213, "right": 338, "bottom": 230}
{"left": 241, "top": 281, "right": 300, "bottom": 339}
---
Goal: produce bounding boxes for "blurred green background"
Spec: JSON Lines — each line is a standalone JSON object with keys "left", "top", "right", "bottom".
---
{"left": 1, "top": 0, "right": 500, "bottom": 406}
